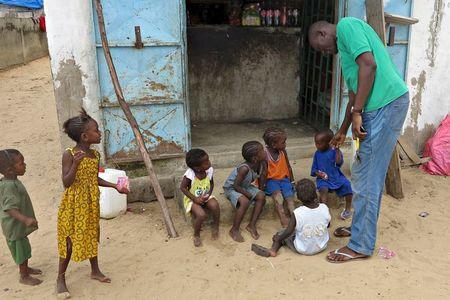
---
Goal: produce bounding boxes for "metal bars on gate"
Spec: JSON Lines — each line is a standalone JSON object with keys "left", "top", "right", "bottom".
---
{"left": 299, "top": 0, "right": 335, "bottom": 130}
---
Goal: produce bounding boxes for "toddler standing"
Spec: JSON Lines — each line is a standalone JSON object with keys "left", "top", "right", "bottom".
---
{"left": 0, "top": 149, "right": 42, "bottom": 286}
{"left": 311, "top": 129, "right": 353, "bottom": 220}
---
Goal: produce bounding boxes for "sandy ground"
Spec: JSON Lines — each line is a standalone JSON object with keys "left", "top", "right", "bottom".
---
{"left": 1, "top": 57, "right": 450, "bottom": 300}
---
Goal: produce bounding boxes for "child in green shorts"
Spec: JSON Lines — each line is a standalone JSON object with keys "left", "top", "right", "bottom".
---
{"left": 0, "top": 149, "right": 42, "bottom": 286}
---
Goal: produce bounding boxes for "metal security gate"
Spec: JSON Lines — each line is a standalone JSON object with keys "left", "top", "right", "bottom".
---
{"left": 93, "top": 0, "right": 189, "bottom": 162}
{"left": 299, "top": 0, "right": 336, "bottom": 130}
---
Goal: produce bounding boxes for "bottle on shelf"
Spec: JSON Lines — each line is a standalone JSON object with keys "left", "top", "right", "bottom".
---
{"left": 273, "top": 1, "right": 280, "bottom": 26}
{"left": 281, "top": 1, "right": 287, "bottom": 26}
{"left": 266, "top": 1, "right": 273, "bottom": 27}
{"left": 260, "top": 1, "right": 267, "bottom": 26}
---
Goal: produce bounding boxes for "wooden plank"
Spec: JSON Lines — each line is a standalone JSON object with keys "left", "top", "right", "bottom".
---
{"left": 366, "top": 0, "right": 403, "bottom": 199}
{"left": 397, "top": 136, "right": 421, "bottom": 164}
{"left": 385, "top": 12, "right": 419, "bottom": 25}
{"left": 385, "top": 145, "right": 404, "bottom": 199}
{"left": 365, "top": 0, "right": 386, "bottom": 45}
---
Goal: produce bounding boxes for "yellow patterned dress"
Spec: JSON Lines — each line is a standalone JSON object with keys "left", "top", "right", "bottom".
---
{"left": 57, "top": 148, "right": 100, "bottom": 262}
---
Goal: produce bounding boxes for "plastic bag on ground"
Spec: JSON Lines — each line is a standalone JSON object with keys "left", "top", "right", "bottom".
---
{"left": 420, "top": 114, "right": 450, "bottom": 176}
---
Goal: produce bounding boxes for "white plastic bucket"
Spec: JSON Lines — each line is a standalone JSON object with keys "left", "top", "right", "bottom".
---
{"left": 99, "top": 169, "right": 127, "bottom": 219}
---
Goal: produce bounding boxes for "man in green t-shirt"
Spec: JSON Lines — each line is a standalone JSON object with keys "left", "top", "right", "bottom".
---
{"left": 308, "top": 17, "right": 410, "bottom": 263}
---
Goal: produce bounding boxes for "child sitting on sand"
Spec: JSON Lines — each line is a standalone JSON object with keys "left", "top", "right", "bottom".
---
{"left": 56, "top": 110, "right": 129, "bottom": 298}
{"left": 180, "top": 148, "right": 220, "bottom": 247}
{"left": 251, "top": 179, "right": 331, "bottom": 257}
{"left": 261, "top": 128, "right": 296, "bottom": 227}
{"left": 0, "top": 149, "right": 42, "bottom": 286}
{"left": 311, "top": 129, "right": 353, "bottom": 220}
{"left": 223, "top": 141, "right": 266, "bottom": 242}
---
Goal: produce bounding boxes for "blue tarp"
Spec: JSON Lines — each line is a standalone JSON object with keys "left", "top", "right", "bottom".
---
{"left": 0, "top": 0, "right": 43, "bottom": 9}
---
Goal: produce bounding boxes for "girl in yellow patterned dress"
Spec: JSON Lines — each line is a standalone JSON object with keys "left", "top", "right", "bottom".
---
{"left": 56, "top": 110, "right": 128, "bottom": 298}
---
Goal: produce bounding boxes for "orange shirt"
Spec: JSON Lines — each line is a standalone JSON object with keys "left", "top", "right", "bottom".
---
{"left": 266, "top": 148, "right": 290, "bottom": 180}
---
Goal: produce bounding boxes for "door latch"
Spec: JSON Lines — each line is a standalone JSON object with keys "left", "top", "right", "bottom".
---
{"left": 134, "top": 26, "right": 143, "bottom": 49}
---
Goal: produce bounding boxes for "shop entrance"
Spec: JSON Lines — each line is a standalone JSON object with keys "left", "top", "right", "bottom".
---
{"left": 186, "top": 1, "right": 338, "bottom": 166}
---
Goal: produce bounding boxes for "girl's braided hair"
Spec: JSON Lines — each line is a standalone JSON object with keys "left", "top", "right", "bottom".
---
{"left": 63, "top": 108, "right": 94, "bottom": 142}
{"left": 242, "top": 141, "right": 263, "bottom": 163}
{"left": 263, "top": 127, "right": 286, "bottom": 147}
{"left": 0, "top": 149, "right": 21, "bottom": 174}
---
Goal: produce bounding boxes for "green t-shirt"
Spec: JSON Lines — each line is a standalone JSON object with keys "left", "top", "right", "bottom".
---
{"left": 337, "top": 17, "right": 408, "bottom": 112}
{"left": 0, "top": 179, "right": 37, "bottom": 241}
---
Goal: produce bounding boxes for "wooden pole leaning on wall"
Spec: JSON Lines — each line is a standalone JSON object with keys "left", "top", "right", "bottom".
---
{"left": 94, "top": 0, "right": 178, "bottom": 237}
{"left": 365, "top": 0, "right": 404, "bottom": 199}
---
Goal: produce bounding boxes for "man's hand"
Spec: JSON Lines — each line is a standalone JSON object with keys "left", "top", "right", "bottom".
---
{"left": 330, "top": 131, "right": 346, "bottom": 148}
{"left": 24, "top": 217, "right": 38, "bottom": 228}
{"left": 352, "top": 113, "right": 367, "bottom": 140}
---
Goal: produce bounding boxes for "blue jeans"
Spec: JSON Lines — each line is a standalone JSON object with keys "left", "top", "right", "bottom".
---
{"left": 348, "top": 92, "right": 410, "bottom": 256}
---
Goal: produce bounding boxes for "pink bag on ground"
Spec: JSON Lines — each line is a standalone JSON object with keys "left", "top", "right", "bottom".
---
{"left": 420, "top": 115, "right": 450, "bottom": 175}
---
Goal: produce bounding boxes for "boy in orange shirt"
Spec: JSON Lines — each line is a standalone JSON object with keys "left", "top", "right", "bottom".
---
{"left": 261, "top": 128, "right": 295, "bottom": 227}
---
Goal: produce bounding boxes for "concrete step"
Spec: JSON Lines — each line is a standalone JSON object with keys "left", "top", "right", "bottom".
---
{"left": 204, "top": 137, "right": 318, "bottom": 169}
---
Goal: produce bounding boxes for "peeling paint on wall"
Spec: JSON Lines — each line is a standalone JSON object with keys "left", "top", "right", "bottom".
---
{"left": 404, "top": 122, "right": 436, "bottom": 155}
{"left": 409, "top": 70, "right": 426, "bottom": 132}
{"left": 426, "top": 0, "right": 444, "bottom": 67}
{"left": 54, "top": 58, "right": 87, "bottom": 147}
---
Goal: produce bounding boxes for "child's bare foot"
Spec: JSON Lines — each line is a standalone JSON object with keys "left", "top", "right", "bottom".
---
{"left": 268, "top": 249, "right": 277, "bottom": 257}
{"left": 229, "top": 229, "right": 244, "bottom": 242}
{"left": 19, "top": 275, "right": 42, "bottom": 286}
{"left": 211, "top": 228, "right": 219, "bottom": 240}
{"left": 193, "top": 235, "right": 202, "bottom": 247}
{"left": 91, "top": 271, "right": 111, "bottom": 283}
{"left": 245, "top": 225, "right": 260, "bottom": 240}
{"left": 56, "top": 277, "right": 71, "bottom": 298}
{"left": 27, "top": 267, "right": 42, "bottom": 275}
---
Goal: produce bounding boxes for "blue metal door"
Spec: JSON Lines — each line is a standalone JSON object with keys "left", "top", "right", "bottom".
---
{"left": 331, "top": 0, "right": 413, "bottom": 132}
{"left": 93, "top": 0, "right": 189, "bottom": 162}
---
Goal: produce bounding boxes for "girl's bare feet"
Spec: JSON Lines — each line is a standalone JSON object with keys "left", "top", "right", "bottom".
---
{"left": 27, "top": 267, "right": 42, "bottom": 275}
{"left": 245, "top": 225, "right": 260, "bottom": 240}
{"left": 19, "top": 275, "right": 42, "bottom": 286}
{"left": 211, "top": 228, "right": 219, "bottom": 240}
{"left": 56, "top": 277, "right": 70, "bottom": 298}
{"left": 268, "top": 249, "right": 277, "bottom": 257}
{"left": 90, "top": 270, "right": 111, "bottom": 283}
{"left": 193, "top": 235, "right": 202, "bottom": 247}
{"left": 229, "top": 228, "right": 244, "bottom": 242}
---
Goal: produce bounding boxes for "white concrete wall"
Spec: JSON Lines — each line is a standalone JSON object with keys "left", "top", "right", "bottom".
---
{"left": 45, "top": 1, "right": 104, "bottom": 157}
{"left": 405, "top": 0, "right": 450, "bottom": 152}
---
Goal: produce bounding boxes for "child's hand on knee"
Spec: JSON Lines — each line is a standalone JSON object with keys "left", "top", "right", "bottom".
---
{"left": 272, "top": 234, "right": 281, "bottom": 242}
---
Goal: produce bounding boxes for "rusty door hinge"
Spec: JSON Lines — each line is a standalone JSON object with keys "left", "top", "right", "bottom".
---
{"left": 134, "top": 26, "right": 144, "bottom": 49}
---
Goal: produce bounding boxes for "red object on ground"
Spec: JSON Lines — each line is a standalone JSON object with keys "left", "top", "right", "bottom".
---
{"left": 99, "top": 167, "right": 105, "bottom": 173}
{"left": 39, "top": 15, "right": 46, "bottom": 32}
{"left": 420, "top": 114, "right": 450, "bottom": 176}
